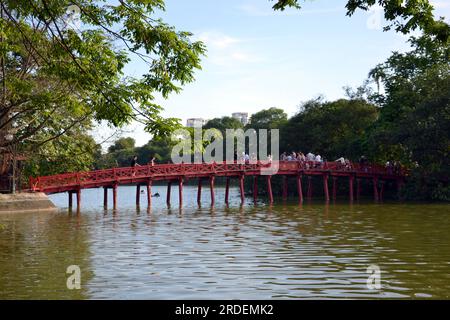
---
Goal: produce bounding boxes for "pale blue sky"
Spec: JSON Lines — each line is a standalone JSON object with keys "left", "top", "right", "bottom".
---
{"left": 95, "top": 0, "right": 450, "bottom": 147}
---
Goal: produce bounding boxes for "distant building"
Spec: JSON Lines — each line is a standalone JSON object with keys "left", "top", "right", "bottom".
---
{"left": 186, "top": 118, "right": 207, "bottom": 128}
{"left": 232, "top": 112, "right": 249, "bottom": 126}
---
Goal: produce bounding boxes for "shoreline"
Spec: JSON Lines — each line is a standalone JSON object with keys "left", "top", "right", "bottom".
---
{"left": 0, "top": 192, "right": 58, "bottom": 214}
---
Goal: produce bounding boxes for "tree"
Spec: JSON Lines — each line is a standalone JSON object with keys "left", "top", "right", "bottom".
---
{"left": 204, "top": 117, "right": 244, "bottom": 134}
{"left": 0, "top": 0, "right": 205, "bottom": 186}
{"left": 22, "top": 125, "right": 100, "bottom": 177}
{"left": 108, "top": 137, "right": 135, "bottom": 153}
{"left": 271, "top": 0, "right": 449, "bottom": 41}
{"left": 365, "top": 34, "right": 450, "bottom": 200}
{"left": 247, "top": 107, "right": 287, "bottom": 130}
{"left": 281, "top": 97, "right": 379, "bottom": 160}
{"left": 136, "top": 135, "right": 175, "bottom": 164}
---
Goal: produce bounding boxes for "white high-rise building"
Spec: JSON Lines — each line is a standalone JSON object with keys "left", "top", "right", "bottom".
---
{"left": 232, "top": 112, "right": 249, "bottom": 126}
{"left": 186, "top": 118, "right": 207, "bottom": 128}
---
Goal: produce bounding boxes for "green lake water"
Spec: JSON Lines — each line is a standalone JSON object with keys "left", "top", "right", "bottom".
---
{"left": 0, "top": 185, "right": 449, "bottom": 299}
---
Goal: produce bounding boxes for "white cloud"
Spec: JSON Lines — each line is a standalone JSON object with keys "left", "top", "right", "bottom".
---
{"left": 431, "top": 1, "right": 450, "bottom": 9}
{"left": 195, "top": 31, "right": 263, "bottom": 67}
{"left": 197, "top": 31, "right": 240, "bottom": 49}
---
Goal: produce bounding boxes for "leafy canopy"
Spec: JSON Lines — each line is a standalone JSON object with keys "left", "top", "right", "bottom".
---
{"left": 0, "top": 0, "right": 205, "bottom": 151}
{"left": 271, "top": 0, "right": 449, "bottom": 41}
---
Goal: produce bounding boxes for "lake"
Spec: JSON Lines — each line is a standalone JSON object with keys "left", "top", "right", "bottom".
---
{"left": 0, "top": 185, "right": 449, "bottom": 299}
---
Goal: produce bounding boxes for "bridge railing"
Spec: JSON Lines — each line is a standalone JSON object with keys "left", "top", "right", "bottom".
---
{"left": 30, "top": 161, "right": 404, "bottom": 192}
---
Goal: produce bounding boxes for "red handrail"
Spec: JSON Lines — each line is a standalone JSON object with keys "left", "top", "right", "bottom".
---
{"left": 29, "top": 161, "right": 406, "bottom": 193}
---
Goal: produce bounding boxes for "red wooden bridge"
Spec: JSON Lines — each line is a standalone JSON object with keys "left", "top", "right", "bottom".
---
{"left": 29, "top": 161, "right": 406, "bottom": 209}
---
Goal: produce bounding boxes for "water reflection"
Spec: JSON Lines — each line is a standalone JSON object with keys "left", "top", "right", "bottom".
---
{"left": 0, "top": 185, "right": 449, "bottom": 299}
{"left": 0, "top": 211, "right": 93, "bottom": 299}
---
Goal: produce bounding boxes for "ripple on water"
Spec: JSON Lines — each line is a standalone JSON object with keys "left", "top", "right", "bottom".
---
{"left": 0, "top": 186, "right": 449, "bottom": 299}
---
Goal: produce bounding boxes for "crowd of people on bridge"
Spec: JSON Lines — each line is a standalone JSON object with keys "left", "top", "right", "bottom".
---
{"left": 279, "top": 151, "right": 353, "bottom": 170}
{"left": 128, "top": 152, "right": 403, "bottom": 174}
{"left": 385, "top": 160, "right": 403, "bottom": 175}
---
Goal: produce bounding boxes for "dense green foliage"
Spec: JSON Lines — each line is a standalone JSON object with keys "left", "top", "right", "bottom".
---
{"left": 281, "top": 98, "right": 379, "bottom": 160}
{"left": 203, "top": 117, "right": 244, "bottom": 133}
{"left": 95, "top": 135, "right": 175, "bottom": 169}
{"left": 365, "top": 35, "right": 450, "bottom": 200}
{"left": 247, "top": 107, "right": 287, "bottom": 130}
{"left": 0, "top": 0, "right": 205, "bottom": 180}
{"left": 272, "top": 0, "right": 449, "bottom": 41}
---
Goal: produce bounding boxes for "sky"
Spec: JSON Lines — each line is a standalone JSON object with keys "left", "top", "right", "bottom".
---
{"left": 94, "top": 0, "right": 450, "bottom": 147}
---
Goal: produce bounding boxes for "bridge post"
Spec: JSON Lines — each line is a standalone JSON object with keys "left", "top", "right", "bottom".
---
{"left": 68, "top": 191, "right": 73, "bottom": 208}
{"left": 323, "top": 174, "right": 330, "bottom": 202}
{"left": 113, "top": 184, "right": 118, "bottom": 209}
{"left": 380, "top": 180, "right": 385, "bottom": 202}
{"left": 210, "top": 176, "right": 215, "bottom": 206}
{"left": 396, "top": 178, "right": 404, "bottom": 199}
{"left": 356, "top": 178, "right": 361, "bottom": 201}
{"left": 178, "top": 178, "right": 183, "bottom": 207}
{"left": 307, "top": 176, "right": 313, "bottom": 200}
{"left": 103, "top": 187, "right": 108, "bottom": 208}
{"left": 146, "top": 180, "right": 152, "bottom": 207}
{"left": 373, "top": 177, "right": 379, "bottom": 202}
{"left": 297, "top": 175, "right": 303, "bottom": 203}
{"left": 197, "top": 178, "right": 202, "bottom": 206}
{"left": 76, "top": 188, "right": 81, "bottom": 209}
{"left": 267, "top": 175, "right": 273, "bottom": 204}
{"left": 136, "top": 185, "right": 141, "bottom": 206}
{"left": 225, "top": 177, "right": 230, "bottom": 205}
{"left": 332, "top": 177, "right": 337, "bottom": 201}
{"left": 349, "top": 176, "right": 354, "bottom": 202}
{"left": 253, "top": 176, "right": 258, "bottom": 203}
{"left": 282, "top": 176, "right": 288, "bottom": 201}
{"left": 239, "top": 175, "right": 245, "bottom": 204}
{"left": 166, "top": 181, "right": 172, "bottom": 206}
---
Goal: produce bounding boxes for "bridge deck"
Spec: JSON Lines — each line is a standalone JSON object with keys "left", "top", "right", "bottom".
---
{"left": 30, "top": 161, "right": 405, "bottom": 195}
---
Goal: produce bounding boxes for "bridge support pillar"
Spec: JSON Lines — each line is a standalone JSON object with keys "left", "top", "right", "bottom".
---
{"left": 267, "top": 176, "right": 273, "bottom": 204}
{"left": 197, "top": 178, "right": 202, "bottom": 206}
{"left": 136, "top": 185, "right": 141, "bottom": 206}
{"left": 323, "top": 175, "right": 330, "bottom": 202}
{"left": 166, "top": 181, "right": 172, "bottom": 206}
{"left": 373, "top": 177, "right": 379, "bottom": 202}
{"left": 332, "top": 177, "right": 337, "bottom": 201}
{"left": 253, "top": 176, "right": 258, "bottom": 203}
{"left": 349, "top": 176, "right": 354, "bottom": 202}
{"left": 282, "top": 176, "right": 288, "bottom": 201}
{"left": 225, "top": 178, "right": 229, "bottom": 205}
{"left": 356, "top": 179, "right": 361, "bottom": 201}
{"left": 297, "top": 175, "right": 303, "bottom": 203}
{"left": 147, "top": 180, "right": 152, "bottom": 207}
{"left": 76, "top": 189, "right": 81, "bottom": 209}
{"left": 103, "top": 187, "right": 108, "bottom": 208}
{"left": 113, "top": 184, "right": 118, "bottom": 209}
{"left": 307, "top": 176, "right": 313, "bottom": 200}
{"left": 239, "top": 175, "right": 245, "bottom": 204}
{"left": 178, "top": 178, "right": 183, "bottom": 207}
{"left": 68, "top": 191, "right": 73, "bottom": 208}
{"left": 396, "top": 179, "right": 404, "bottom": 199}
{"left": 209, "top": 176, "right": 215, "bottom": 206}
{"left": 380, "top": 180, "right": 385, "bottom": 202}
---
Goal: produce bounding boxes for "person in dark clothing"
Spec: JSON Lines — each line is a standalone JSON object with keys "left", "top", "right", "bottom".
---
{"left": 359, "top": 155, "right": 368, "bottom": 172}
{"left": 131, "top": 155, "right": 139, "bottom": 177}
{"left": 131, "top": 155, "right": 138, "bottom": 167}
